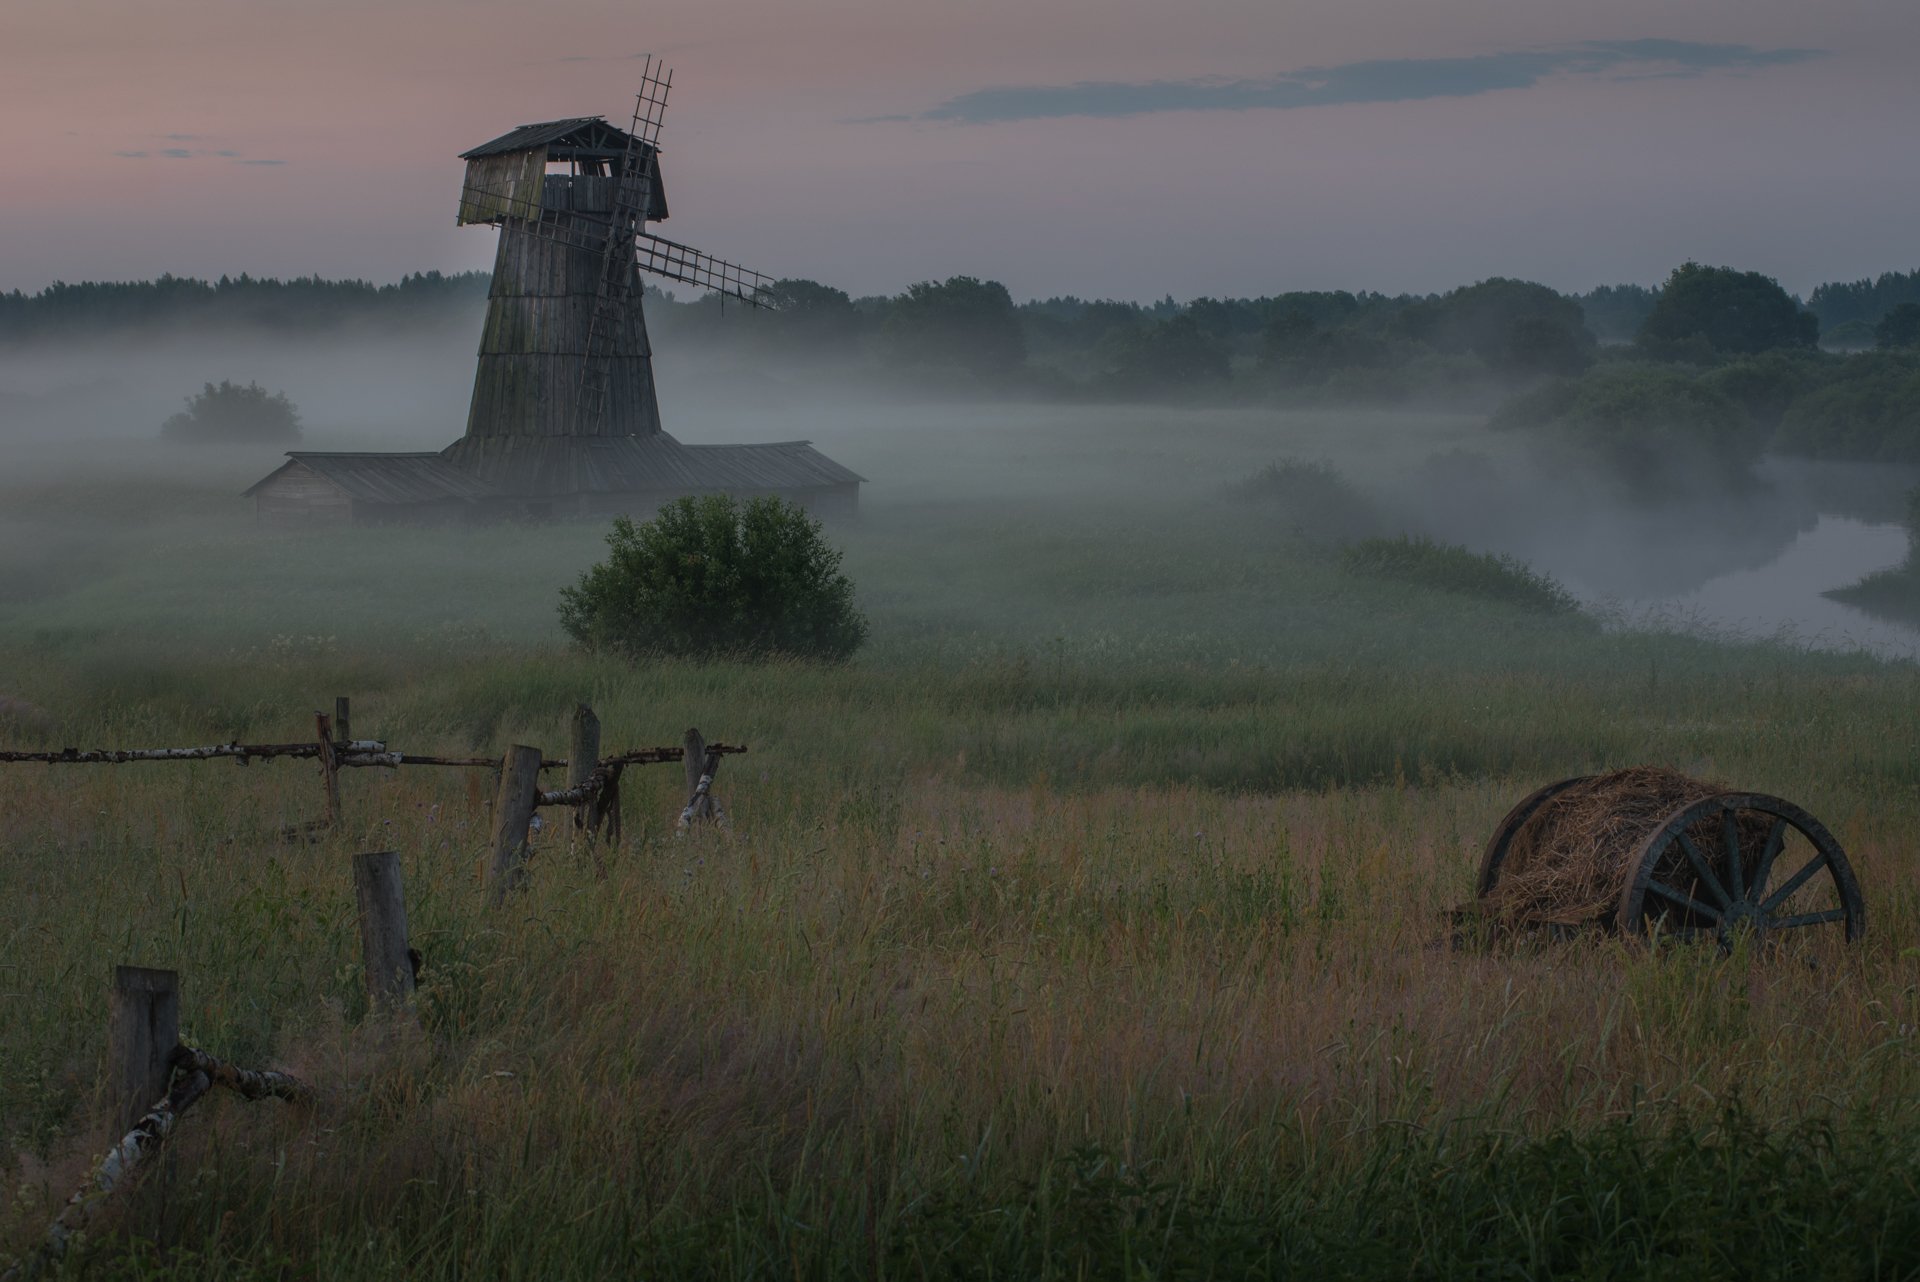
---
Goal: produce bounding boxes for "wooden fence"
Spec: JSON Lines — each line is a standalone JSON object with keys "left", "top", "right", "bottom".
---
{"left": 0, "top": 697, "right": 750, "bottom": 1279}
{"left": 0, "top": 696, "right": 744, "bottom": 844}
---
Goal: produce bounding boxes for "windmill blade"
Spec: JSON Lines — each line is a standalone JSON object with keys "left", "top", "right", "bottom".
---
{"left": 629, "top": 56, "right": 673, "bottom": 149}
{"left": 635, "top": 232, "right": 776, "bottom": 308}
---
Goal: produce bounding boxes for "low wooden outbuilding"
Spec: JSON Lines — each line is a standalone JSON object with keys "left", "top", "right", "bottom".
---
{"left": 243, "top": 453, "right": 499, "bottom": 526}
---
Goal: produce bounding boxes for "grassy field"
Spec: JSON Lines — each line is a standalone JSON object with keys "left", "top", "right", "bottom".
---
{"left": 4, "top": 407, "right": 1920, "bottom": 1278}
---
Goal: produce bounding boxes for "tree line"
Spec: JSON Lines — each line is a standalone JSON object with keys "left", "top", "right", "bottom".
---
{"left": 13, "top": 260, "right": 1920, "bottom": 471}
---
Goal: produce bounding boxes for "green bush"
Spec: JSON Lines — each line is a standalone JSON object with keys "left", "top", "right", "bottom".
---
{"left": 1341, "top": 535, "right": 1581, "bottom": 615}
{"left": 1698, "top": 350, "right": 1835, "bottom": 431}
{"left": 159, "top": 379, "right": 301, "bottom": 442}
{"left": 558, "top": 496, "right": 867, "bottom": 662}
{"left": 1773, "top": 352, "right": 1920, "bottom": 462}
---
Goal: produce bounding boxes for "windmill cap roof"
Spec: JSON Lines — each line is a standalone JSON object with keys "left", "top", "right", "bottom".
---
{"left": 460, "top": 117, "right": 652, "bottom": 160}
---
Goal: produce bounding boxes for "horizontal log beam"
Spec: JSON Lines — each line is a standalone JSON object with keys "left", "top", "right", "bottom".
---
{"left": 0, "top": 742, "right": 745, "bottom": 770}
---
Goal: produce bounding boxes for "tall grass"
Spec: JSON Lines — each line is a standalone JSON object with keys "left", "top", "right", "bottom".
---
{"left": 2, "top": 645, "right": 1918, "bottom": 1277}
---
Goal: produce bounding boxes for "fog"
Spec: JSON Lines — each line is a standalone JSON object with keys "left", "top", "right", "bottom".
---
{"left": 1, "top": 314, "right": 1915, "bottom": 661}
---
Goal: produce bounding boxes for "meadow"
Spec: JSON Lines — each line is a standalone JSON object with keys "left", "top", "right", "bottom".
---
{"left": 3, "top": 404, "right": 1920, "bottom": 1278}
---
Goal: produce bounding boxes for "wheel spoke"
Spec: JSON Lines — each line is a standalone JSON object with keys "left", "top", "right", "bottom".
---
{"left": 1646, "top": 879, "right": 1721, "bottom": 921}
{"left": 1768, "top": 908, "right": 1846, "bottom": 931}
{"left": 1677, "top": 833, "right": 1733, "bottom": 908}
{"left": 1747, "top": 818, "right": 1787, "bottom": 902}
{"left": 1760, "top": 852, "right": 1830, "bottom": 913}
{"left": 1722, "top": 811, "right": 1745, "bottom": 900}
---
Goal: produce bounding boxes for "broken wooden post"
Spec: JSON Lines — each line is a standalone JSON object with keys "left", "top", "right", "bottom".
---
{"left": 108, "top": 966, "right": 178, "bottom": 1137}
{"left": 569, "top": 703, "right": 601, "bottom": 832}
{"left": 682, "top": 727, "right": 705, "bottom": 811}
{"left": 351, "top": 851, "right": 415, "bottom": 1011}
{"left": 333, "top": 696, "right": 352, "bottom": 746}
{"left": 486, "top": 744, "right": 544, "bottom": 904}
{"left": 315, "top": 711, "right": 341, "bottom": 827}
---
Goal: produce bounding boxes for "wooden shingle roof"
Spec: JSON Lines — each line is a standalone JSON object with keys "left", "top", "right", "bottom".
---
{"left": 242, "top": 453, "right": 500, "bottom": 504}
{"left": 460, "top": 117, "right": 640, "bottom": 160}
{"left": 440, "top": 433, "right": 864, "bottom": 498}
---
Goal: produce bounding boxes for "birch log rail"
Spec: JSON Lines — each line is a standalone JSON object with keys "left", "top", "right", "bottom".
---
{"left": 0, "top": 741, "right": 745, "bottom": 769}
{"left": 0, "top": 1045, "right": 312, "bottom": 1282}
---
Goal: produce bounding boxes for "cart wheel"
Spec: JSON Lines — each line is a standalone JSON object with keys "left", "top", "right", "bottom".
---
{"left": 1617, "top": 792, "right": 1865, "bottom": 945}
{"left": 1476, "top": 775, "right": 1593, "bottom": 898}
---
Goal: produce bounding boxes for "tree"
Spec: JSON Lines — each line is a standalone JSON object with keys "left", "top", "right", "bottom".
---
{"left": 758, "top": 278, "right": 860, "bottom": 348}
{"left": 1875, "top": 303, "right": 1920, "bottom": 349}
{"left": 880, "top": 276, "right": 1026, "bottom": 378}
{"left": 1099, "top": 313, "right": 1231, "bottom": 393}
{"left": 1399, "top": 278, "right": 1595, "bottom": 377}
{"left": 559, "top": 495, "right": 867, "bottom": 662}
{"left": 159, "top": 380, "right": 301, "bottom": 442}
{"left": 1637, "top": 262, "right": 1817, "bottom": 358}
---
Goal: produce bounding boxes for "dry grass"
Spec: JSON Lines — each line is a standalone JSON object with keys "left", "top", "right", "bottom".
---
{"left": 0, "top": 653, "right": 1917, "bottom": 1276}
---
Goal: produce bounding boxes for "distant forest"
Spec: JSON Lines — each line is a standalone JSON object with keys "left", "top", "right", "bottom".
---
{"left": 7, "top": 262, "right": 1920, "bottom": 472}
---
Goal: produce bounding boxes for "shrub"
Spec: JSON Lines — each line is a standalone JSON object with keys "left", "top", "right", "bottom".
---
{"left": 159, "top": 379, "right": 301, "bottom": 442}
{"left": 1341, "top": 535, "right": 1581, "bottom": 615}
{"left": 1490, "top": 365, "right": 1754, "bottom": 482}
{"left": 1773, "top": 352, "right": 1920, "bottom": 462}
{"left": 1698, "top": 351, "right": 1835, "bottom": 432}
{"left": 1224, "top": 458, "right": 1382, "bottom": 542}
{"left": 559, "top": 495, "right": 867, "bottom": 662}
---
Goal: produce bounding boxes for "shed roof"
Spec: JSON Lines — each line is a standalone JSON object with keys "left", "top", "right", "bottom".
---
{"left": 460, "top": 117, "right": 647, "bottom": 161}
{"left": 242, "top": 453, "right": 500, "bottom": 504}
{"left": 440, "top": 433, "right": 865, "bottom": 497}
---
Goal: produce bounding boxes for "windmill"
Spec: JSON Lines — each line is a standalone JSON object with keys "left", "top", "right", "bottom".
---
{"left": 245, "top": 63, "right": 862, "bottom": 526}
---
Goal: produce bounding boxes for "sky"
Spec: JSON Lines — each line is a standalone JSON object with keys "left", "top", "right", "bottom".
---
{"left": 2, "top": 0, "right": 1916, "bottom": 302}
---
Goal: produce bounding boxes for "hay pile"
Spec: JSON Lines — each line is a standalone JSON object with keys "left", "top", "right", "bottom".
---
{"left": 1485, "top": 767, "right": 1751, "bottom": 929}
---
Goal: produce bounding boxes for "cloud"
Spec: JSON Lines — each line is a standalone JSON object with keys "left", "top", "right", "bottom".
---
{"left": 158, "top": 147, "right": 194, "bottom": 158}
{"left": 902, "top": 39, "right": 1824, "bottom": 124}
{"left": 114, "top": 150, "right": 148, "bottom": 158}
{"left": 162, "top": 132, "right": 202, "bottom": 141}
{"left": 238, "top": 158, "right": 286, "bottom": 166}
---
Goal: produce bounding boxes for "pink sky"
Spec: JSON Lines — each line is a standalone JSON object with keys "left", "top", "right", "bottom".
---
{"left": 2, "top": 0, "right": 1915, "bottom": 300}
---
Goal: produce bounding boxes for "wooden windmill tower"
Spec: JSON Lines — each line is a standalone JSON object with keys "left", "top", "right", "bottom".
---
{"left": 244, "top": 63, "right": 862, "bottom": 526}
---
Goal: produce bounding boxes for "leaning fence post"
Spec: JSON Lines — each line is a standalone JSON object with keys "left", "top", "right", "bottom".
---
{"left": 315, "top": 711, "right": 341, "bottom": 827}
{"left": 352, "top": 851, "right": 416, "bottom": 1011}
{"left": 109, "top": 966, "right": 179, "bottom": 1137}
{"left": 487, "top": 744, "right": 545, "bottom": 904}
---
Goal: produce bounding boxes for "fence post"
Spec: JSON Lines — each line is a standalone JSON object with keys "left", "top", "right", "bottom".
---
{"left": 334, "top": 696, "right": 352, "bottom": 746}
{"left": 487, "top": 744, "right": 545, "bottom": 905}
{"left": 109, "top": 966, "right": 179, "bottom": 1136}
{"left": 569, "top": 703, "right": 601, "bottom": 833}
{"left": 315, "top": 711, "right": 341, "bottom": 826}
{"left": 682, "top": 728, "right": 706, "bottom": 819}
{"left": 352, "top": 851, "right": 415, "bottom": 1011}
{"left": 679, "top": 728, "right": 722, "bottom": 829}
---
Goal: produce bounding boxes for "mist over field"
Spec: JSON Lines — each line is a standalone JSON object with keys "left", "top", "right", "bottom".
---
{"left": 1, "top": 287, "right": 1915, "bottom": 662}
